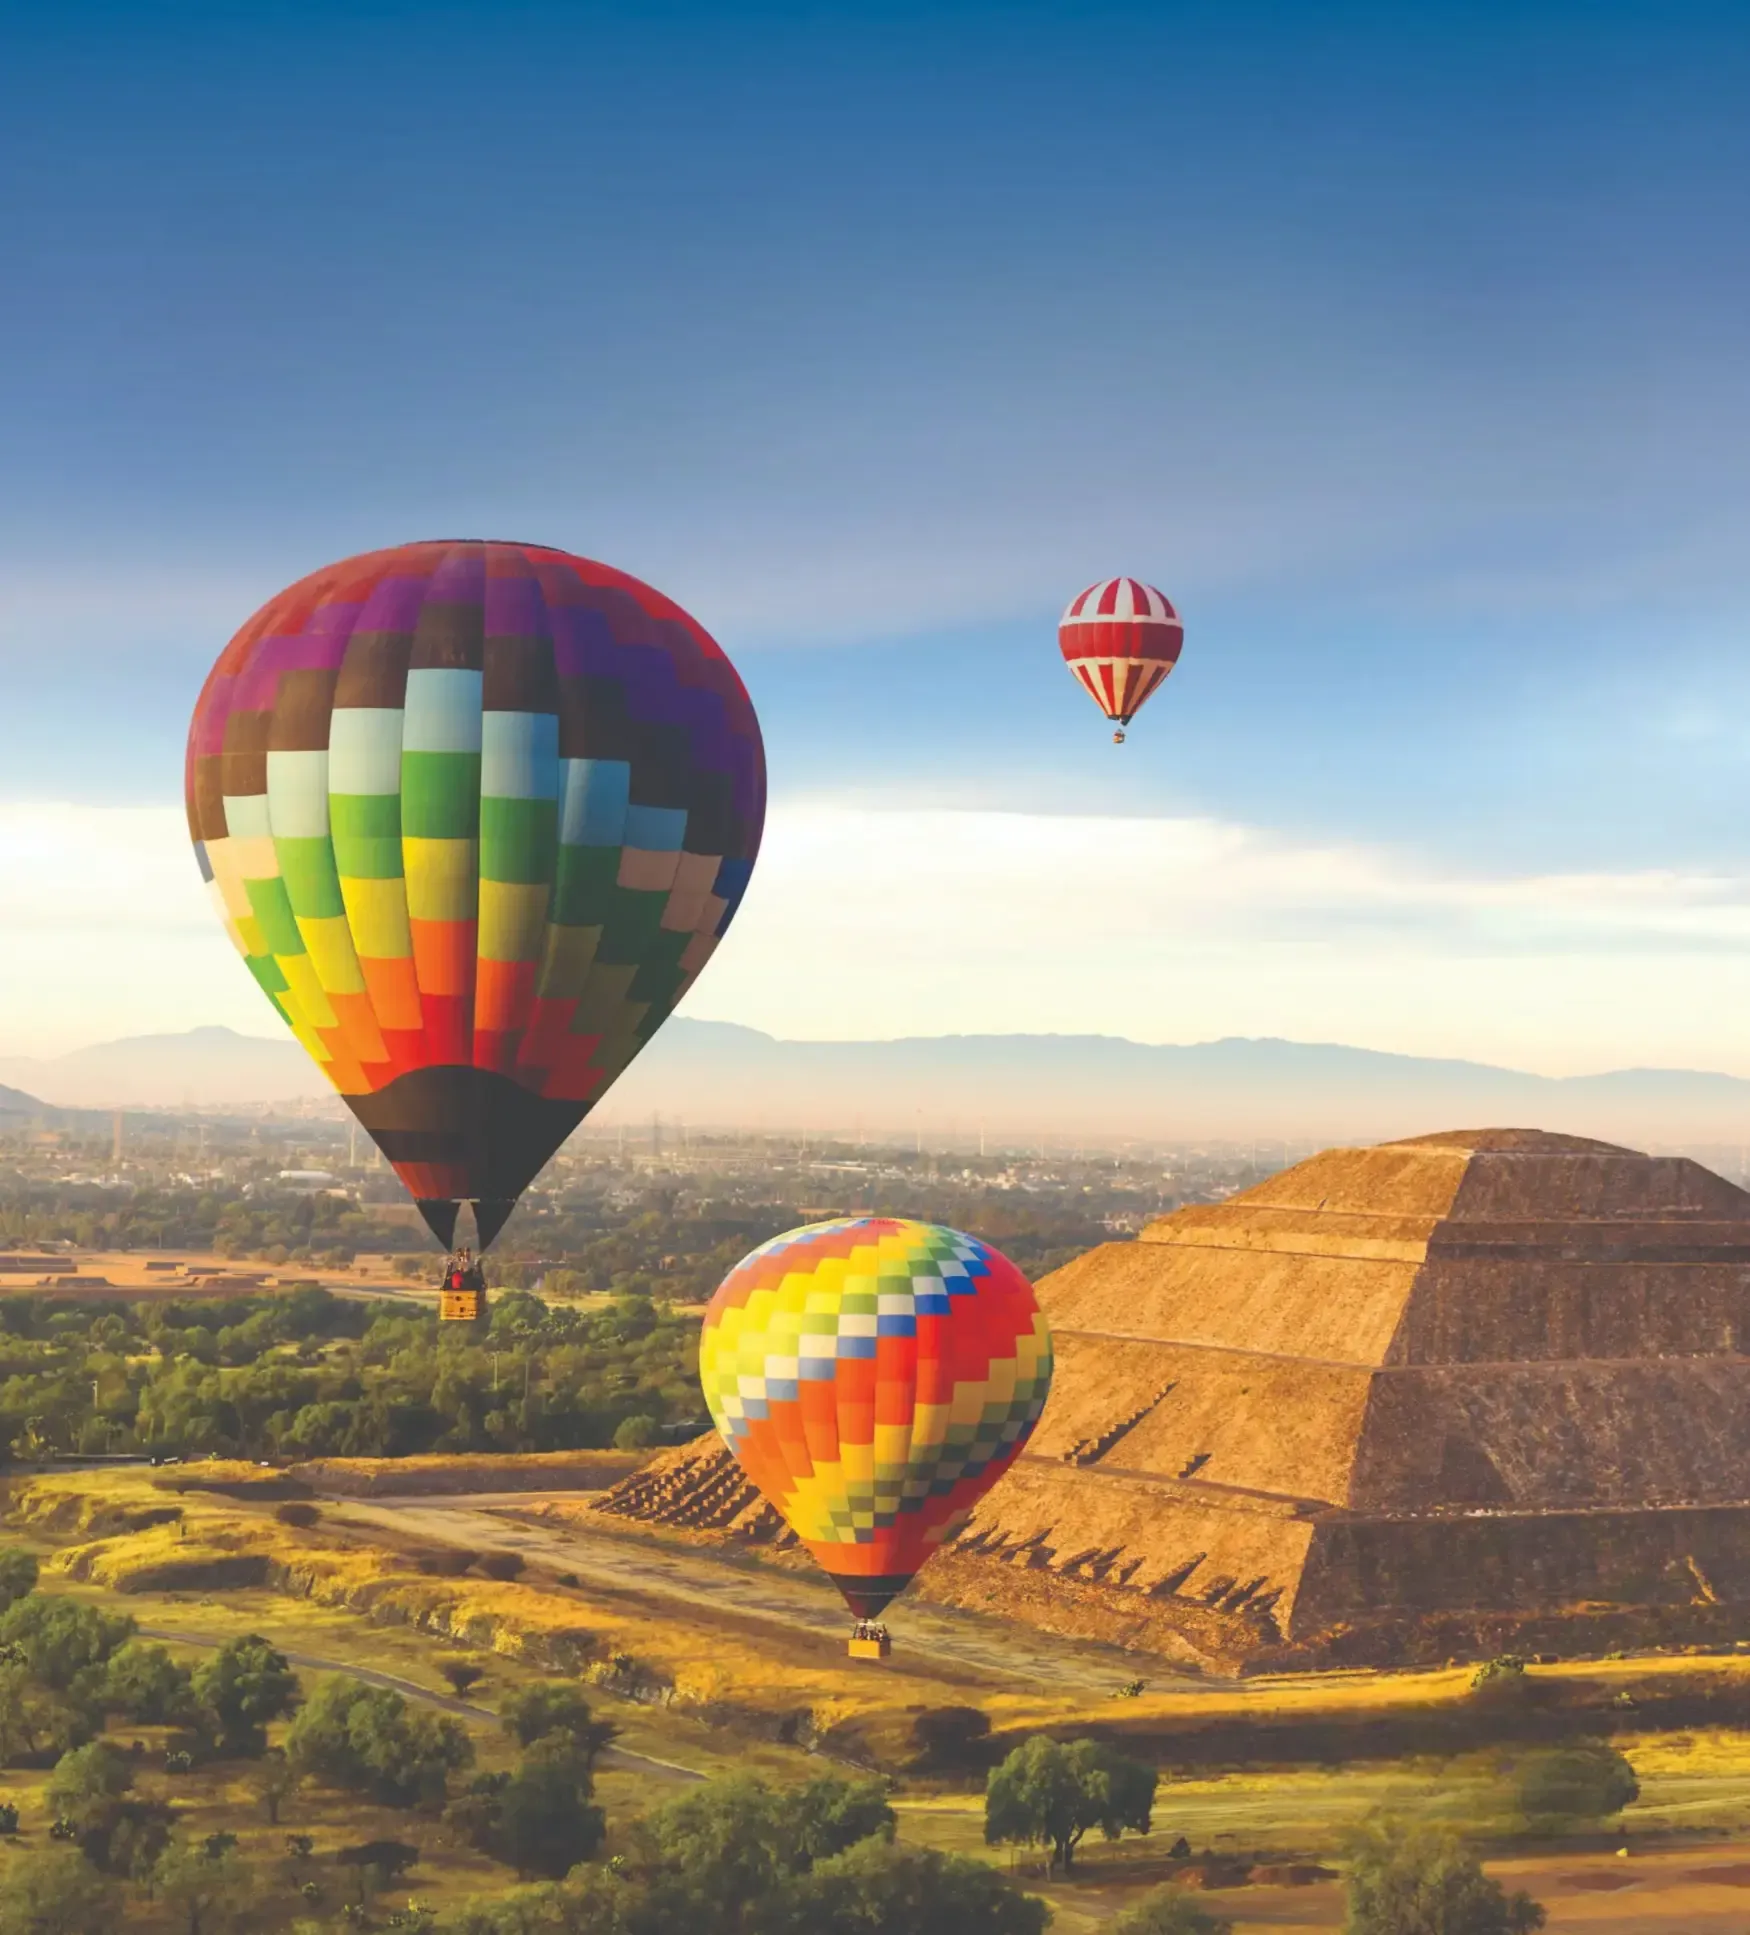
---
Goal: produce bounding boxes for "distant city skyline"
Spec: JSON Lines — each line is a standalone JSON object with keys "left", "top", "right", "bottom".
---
{"left": 3, "top": 3, "right": 1747, "bottom": 1071}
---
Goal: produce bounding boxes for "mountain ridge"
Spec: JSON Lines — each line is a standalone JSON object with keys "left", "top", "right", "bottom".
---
{"left": 3, "top": 1023, "right": 1749, "bottom": 1145}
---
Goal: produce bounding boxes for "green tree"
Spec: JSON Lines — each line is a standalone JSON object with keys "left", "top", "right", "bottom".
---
{"left": 0, "top": 1847, "right": 117, "bottom": 1935}
{"left": 0, "top": 1662, "right": 94, "bottom": 1765}
{"left": 286, "top": 1675, "right": 473, "bottom": 1806}
{"left": 449, "top": 1734, "right": 606, "bottom": 1880}
{"left": 104, "top": 1641, "right": 197, "bottom": 1726}
{"left": 613, "top": 1415, "right": 658, "bottom": 1450}
{"left": 1513, "top": 1745, "right": 1639, "bottom": 1835}
{"left": 0, "top": 1596, "right": 134, "bottom": 1693}
{"left": 248, "top": 1746, "right": 297, "bottom": 1824}
{"left": 1110, "top": 1886, "right": 1233, "bottom": 1935}
{"left": 0, "top": 1548, "right": 39, "bottom": 1613}
{"left": 624, "top": 1774, "right": 894, "bottom": 1935}
{"left": 192, "top": 1633, "right": 300, "bottom": 1756}
{"left": 439, "top": 1659, "right": 485, "bottom": 1699}
{"left": 792, "top": 1775, "right": 896, "bottom": 1864}
{"left": 773, "top": 1838, "right": 1049, "bottom": 1935}
{"left": 46, "top": 1739, "right": 132, "bottom": 1834}
{"left": 45, "top": 1740, "right": 170, "bottom": 1875}
{"left": 1344, "top": 1821, "right": 1545, "bottom": 1935}
{"left": 499, "top": 1683, "right": 617, "bottom": 1764}
{"left": 985, "top": 1735, "right": 1158, "bottom": 1873}
{"left": 154, "top": 1837, "right": 257, "bottom": 1935}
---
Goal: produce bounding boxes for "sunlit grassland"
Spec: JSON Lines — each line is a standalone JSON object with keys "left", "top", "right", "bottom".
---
{"left": 19, "top": 1461, "right": 1750, "bottom": 1932}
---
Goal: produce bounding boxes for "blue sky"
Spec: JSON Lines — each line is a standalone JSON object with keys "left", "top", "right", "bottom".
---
{"left": 3, "top": 1, "right": 1748, "bottom": 1069}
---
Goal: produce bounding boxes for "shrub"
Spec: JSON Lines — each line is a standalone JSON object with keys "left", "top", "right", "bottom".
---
{"left": 336, "top": 1839, "right": 420, "bottom": 1886}
{"left": 275, "top": 1502, "right": 322, "bottom": 1528}
{"left": 46, "top": 1739, "right": 171, "bottom": 1875}
{"left": 1514, "top": 1744, "right": 1639, "bottom": 1834}
{"left": 438, "top": 1660, "right": 485, "bottom": 1699}
{"left": 498, "top": 1683, "right": 616, "bottom": 1763}
{"left": 910, "top": 1706, "right": 992, "bottom": 1769}
{"left": 1345, "top": 1820, "right": 1544, "bottom": 1935}
{"left": 0, "top": 1846, "right": 116, "bottom": 1933}
{"left": 613, "top": 1414, "right": 659, "bottom": 1450}
{"left": 1470, "top": 1657, "right": 1533, "bottom": 1708}
{"left": 0, "top": 1549, "right": 39, "bottom": 1614}
{"left": 774, "top": 1838, "right": 1049, "bottom": 1935}
{"left": 1110, "top": 1886, "right": 1233, "bottom": 1935}
{"left": 476, "top": 1551, "right": 526, "bottom": 1581}
{"left": 412, "top": 1548, "right": 474, "bottom": 1577}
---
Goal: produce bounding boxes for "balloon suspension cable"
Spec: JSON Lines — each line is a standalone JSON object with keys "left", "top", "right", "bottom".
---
{"left": 418, "top": 1196, "right": 516, "bottom": 1254}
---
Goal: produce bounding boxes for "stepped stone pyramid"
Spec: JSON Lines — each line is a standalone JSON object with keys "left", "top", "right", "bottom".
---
{"left": 605, "top": 1129, "right": 1750, "bottom": 1667}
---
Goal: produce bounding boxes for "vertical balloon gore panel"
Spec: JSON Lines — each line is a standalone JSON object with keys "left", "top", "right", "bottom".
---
{"left": 185, "top": 540, "right": 765, "bottom": 1246}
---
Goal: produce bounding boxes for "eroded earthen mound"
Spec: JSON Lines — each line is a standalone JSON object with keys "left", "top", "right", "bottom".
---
{"left": 605, "top": 1129, "right": 1750, "bottom": 1667}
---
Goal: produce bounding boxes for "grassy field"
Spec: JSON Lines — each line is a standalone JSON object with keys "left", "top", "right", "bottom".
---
{"left": 17, "top": 1461, "right": 1750, "bottom": 1929}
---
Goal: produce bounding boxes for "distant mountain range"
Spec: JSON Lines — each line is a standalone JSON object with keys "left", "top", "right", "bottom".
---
{"left": 5, "top": 1022, "right": 1750, "bottom": 1150}
{"left": 0, "top": 1027, "right": 325, "bottom": 1111}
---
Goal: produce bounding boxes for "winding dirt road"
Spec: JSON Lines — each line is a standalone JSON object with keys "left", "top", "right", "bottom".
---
{"left": 322, "top": 1493, "right": 1189, "bottom": 1698}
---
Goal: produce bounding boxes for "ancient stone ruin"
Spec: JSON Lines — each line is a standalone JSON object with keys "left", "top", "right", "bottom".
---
{"left": 604, "top": 1129, "right": 1750, "bottom": 1669}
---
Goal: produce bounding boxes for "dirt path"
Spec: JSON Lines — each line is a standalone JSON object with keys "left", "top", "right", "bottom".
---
{"left": 137, "top": 1625, "right": 703, "bottom": 1782}
{"left": 323, "top": 1493, "right": 1191, "bottom": 1698}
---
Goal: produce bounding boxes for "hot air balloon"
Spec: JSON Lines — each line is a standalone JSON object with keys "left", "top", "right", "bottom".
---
{"left": 185, "top": 539, "right": 764, "bottom": 1256}
{"left": 700, "top": 1218, "right": 1053, "bottom": 1652}
{"left": 1059, "top": 576, "right": 1183, "bottom": 742}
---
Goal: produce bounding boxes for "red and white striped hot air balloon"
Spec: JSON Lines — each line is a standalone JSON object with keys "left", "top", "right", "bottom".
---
{"left": 1059, "top": 577, "right": 1184, "bottom": 743}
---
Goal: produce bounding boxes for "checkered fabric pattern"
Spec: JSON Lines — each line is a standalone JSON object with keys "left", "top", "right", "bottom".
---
{"left": 700, "top": 1218, "right": 1054, "bottom": 1616}
{"left": 186, "top": 541, "right": 764, "bottom": 1235}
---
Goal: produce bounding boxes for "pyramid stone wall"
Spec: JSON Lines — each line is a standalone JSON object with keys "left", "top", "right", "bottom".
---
{"left": 603, "top": 1129, "right": 1750, "bottom": 1667}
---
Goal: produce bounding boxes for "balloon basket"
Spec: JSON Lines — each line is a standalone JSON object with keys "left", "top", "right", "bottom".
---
{"left": 847, "top": 1622, "right": 891, "bottom": 1661}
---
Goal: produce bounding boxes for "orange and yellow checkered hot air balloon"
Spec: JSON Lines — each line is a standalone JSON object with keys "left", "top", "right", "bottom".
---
{"left": 700, "top": 1218, "right": 1053, "bottom": 1623}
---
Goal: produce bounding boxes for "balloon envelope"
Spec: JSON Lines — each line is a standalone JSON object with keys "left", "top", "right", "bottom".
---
{"left": 1059, "top": 576, "right": 1184, "bottom": 726}
{"left": 700, "top": 1217, "right": 1054, "bottom": 1618}
{"left": 185, "top": 540, "right": 765, "bottom": 1248}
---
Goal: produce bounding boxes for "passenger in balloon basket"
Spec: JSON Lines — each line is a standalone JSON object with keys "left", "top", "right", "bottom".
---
{"left": 848, "top": 1620, "right": 891, "bottom": 1661}
{"left": 443, "top": 1247, "right": 486, "bottom": 1295}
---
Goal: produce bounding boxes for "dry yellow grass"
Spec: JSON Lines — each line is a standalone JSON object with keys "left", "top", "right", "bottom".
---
{"left": 7, "top": 1469, "right": 1031, "bottom": 1741}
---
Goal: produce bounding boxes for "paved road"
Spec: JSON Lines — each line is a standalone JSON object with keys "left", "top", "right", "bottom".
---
{"left": 323, "top": 1494, "right": 1190, "bottom": 1697}
{"left": 137, "top": 1625, "right": 703, "bottom": 1782}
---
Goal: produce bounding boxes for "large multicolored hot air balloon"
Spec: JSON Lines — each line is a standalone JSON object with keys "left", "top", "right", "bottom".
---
{"left": 1059, "top": 576, "right": 1184, "bottom": 742}
{"left": 700, "top": 1218, "right": 1053, "bottom": 1628}
{"left": 185, "top": 540, "right": 764, "bottom": 1252}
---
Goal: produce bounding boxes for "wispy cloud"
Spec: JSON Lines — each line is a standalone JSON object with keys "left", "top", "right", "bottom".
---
{"left": 4, "top": 797, "right": 1747, "bottom": 1073}
{"left": 693, "top": 803, "right": 1750, "bottom": 1075}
